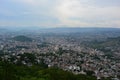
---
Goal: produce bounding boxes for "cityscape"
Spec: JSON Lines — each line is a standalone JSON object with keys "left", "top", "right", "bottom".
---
{"left": 0, "top": 28, "right": 120, "bottom": 80}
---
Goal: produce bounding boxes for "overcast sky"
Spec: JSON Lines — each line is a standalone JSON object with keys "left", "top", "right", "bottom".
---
{"left": 0, "top": 0, "right": 120, "bottom": 28}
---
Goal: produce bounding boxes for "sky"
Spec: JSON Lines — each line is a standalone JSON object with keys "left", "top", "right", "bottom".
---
{"left": 0, "top": 0, "right": 120, "bottom": 28}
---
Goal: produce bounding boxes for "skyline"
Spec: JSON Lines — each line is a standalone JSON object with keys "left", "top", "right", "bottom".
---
{"left": 0, "top": 0, "right": 120, "bottom": 28}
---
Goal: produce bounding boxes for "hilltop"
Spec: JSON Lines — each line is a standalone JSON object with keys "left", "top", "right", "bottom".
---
{"left": 13, "top": 35, "right": 32, "bottom": 42}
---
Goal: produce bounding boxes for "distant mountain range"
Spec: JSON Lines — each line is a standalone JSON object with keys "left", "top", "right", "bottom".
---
{"left": 0, "top": 27, "right": 120, "bottom": 33}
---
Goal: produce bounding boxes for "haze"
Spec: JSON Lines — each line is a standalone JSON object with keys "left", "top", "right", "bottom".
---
{"left": 0, "top": 0, "right": 120, "bottom": 28}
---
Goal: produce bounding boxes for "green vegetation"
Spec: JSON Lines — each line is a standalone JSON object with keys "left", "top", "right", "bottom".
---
{"left": 13, "top": 35, "right": 32, "bottom": 42}
{"left": 0, "top": 60, "right": 100, "bottom": 80}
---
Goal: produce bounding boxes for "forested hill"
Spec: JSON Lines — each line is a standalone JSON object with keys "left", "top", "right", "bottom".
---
{"left": 0, "top": 61, "right": 110, "bottom": 80}
{"left": 13, "top": 35, "right": 32, "bottom": 42}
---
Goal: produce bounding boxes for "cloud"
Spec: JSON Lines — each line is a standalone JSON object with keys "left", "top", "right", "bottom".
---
{"left": 54, "top": 0, "right": 120, "bottom": 27}
{"left": 0, "top": 0, "right": 120, "bottom": 28}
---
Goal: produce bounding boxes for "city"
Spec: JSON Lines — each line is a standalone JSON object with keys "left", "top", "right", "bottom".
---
{"left": 0, "top": 28, "right": 120, "bottom": 80}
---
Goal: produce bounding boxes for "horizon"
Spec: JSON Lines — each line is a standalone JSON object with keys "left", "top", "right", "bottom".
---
{"left": 1, "top": 26, "right": 120, "bottom": 29}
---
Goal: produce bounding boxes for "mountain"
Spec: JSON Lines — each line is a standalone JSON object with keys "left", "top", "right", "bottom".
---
{"left": 1, "top": 27, "right": 120, "bottom": 33}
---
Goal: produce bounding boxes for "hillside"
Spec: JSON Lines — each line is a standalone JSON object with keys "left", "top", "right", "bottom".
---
{"left": 82, "top": 36, "right": 120, "bottom": 53}
{"left": 13, "top": 35, "right": 32, "bottom": 42}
